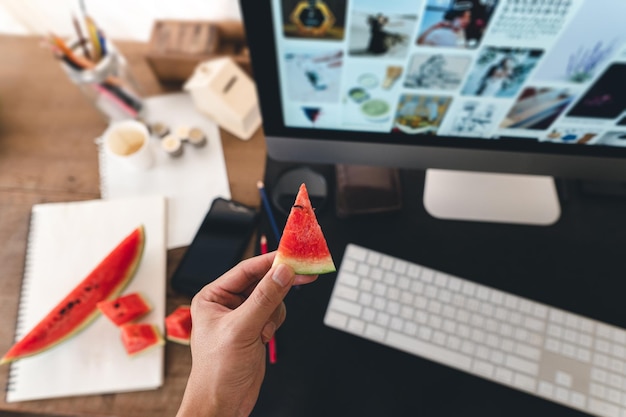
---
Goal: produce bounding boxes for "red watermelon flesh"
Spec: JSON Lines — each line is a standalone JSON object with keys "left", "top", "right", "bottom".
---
{"left": 0, "top": 226, "right": 146, "bottom": 365}
{"left": 120, "top": 323, "right": 164, "bottom": 356}
{"left": 97, "top": 292, "right": 151, "bottom": 326}
{"left": 272, "top": 183, "right": 335, "bottom": 275}
{"left": 165, "top": 305, "right": 192, "bottom": 345}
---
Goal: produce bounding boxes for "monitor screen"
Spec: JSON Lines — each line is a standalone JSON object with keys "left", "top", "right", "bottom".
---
{"left": 241, "top": 0, "right": 626, "bottom": 223}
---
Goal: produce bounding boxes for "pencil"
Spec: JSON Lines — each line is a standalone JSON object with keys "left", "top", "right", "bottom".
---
{"left": 49, "top": 34, "right": 94, "bottom": 69}
{"left": 260, "top": 234, "right": 278, "bottom": 364}
{"left": 84, "top": 16, "right": 102, "bottom": 62}
{"left": 72, "top": 14, "right": 91, "bottom": 60}
{"left": 256, "top": 181, "right": 282, "bottom": 242}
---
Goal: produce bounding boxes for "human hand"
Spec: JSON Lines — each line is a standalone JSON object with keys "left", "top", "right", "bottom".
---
{"left": 176, "top": 252, "right": 317, "bottom": 417}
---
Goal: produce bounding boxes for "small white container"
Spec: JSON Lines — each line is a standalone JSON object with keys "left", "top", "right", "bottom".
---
{"left": 102, "top": 120, "right": 153, "bottom": 170}
{"left": 161, "top": 134, "right": 184, "bottom": 157}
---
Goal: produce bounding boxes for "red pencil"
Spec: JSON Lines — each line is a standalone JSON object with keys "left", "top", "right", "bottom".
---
{"left": 260, "top": 234, "right": 278, "bottom": 364}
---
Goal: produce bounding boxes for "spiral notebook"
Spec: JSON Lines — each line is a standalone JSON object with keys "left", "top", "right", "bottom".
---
{"left": 5, "top": 195, "right": 167, "bottom": 402}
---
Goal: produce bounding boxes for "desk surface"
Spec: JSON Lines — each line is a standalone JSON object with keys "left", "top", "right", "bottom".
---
{"left": 5, "top": 34, "right": 626, "bottom": 417}
{"left": 0, "top": 35, "right": 266, "bottom": 417}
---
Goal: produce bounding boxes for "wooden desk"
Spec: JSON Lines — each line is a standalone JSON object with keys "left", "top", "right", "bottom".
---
{"left": 0, "top": 35, "right": 266, "bottom": 417}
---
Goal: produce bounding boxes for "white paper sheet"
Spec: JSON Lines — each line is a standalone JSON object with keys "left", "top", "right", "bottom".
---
{"left": 6, "top": 196, "right": 166, "bottom": 402}
{"left": 98, "top": 92, "right": 232, "bottom": 249}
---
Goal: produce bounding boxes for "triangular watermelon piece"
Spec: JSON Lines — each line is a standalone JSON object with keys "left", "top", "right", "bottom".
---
{"left": 119, "top": 323, "right": 164, "bottom": 356}
{"left": 165, "top": 305, "right": 192, "bottom": 345}
{"left": 272, "top": 183, "right": 335, "bottom": 275}
{"left": 97, "top": 292, "right": 151, "bottom": 326}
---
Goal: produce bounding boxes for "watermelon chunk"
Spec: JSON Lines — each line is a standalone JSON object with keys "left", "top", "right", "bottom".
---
{"left": 272, "top": 183, "right": 335, "bottom": 275}
{"left": 120, "top": 323, "right": 164, "bottom": 356}
{"left": 165, "top": 305, "right": 192, "bottom": 345}
{"left": 0, "top": 226, "right": 146, "bottom": 365}
{"left": 97, "top": 292, "right": 151, "bottom": 326}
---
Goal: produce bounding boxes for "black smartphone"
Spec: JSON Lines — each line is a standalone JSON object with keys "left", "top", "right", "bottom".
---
{"left": 171, "top": 197, "right": 259, "bottom": 296}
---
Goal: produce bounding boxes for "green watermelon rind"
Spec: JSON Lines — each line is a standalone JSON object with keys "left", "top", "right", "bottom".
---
{"left": 166, "top": 334, "right": 191, "bottom": 346}
{"left": 273, "top": 252, "right": 336, "bottom": 275}
{"left": 0, "top": 226, "right": 146, "bottom": 365}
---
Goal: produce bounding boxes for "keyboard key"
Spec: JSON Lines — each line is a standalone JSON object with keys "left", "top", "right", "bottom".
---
{"left": 589, "top": 398, "right": 620, "bottom": 417}
{"left": 340, "top": 272, "right": 360, "bottom": 287}
{"left": 330, "top": 298, "right": 362, "bottom": 318}
{"left": 364, "top": 323, "right": 386, "bottom": 342}
{"left": 473, "top": 360, "right": 494, "bottom": 378}
{"left": 555, "top": 371, "right": 573, "bottom": 388}
{"left": 334, "top": 284, "right": 359, "bottom": 302}
{"left": 387, "top": 330, "right": 472, "bottom": 371}
{"left": 390, "top": 317, "right": 404, "bottom": 332}
{"left": 369, "top": 267, "right": 383, "bottom": 281}
{"left": 325, "top": 310, "right": 348, "bottom": 328}
{"left": 403, "top": 321, "right": 418, "bottom": 336}
{"left": 346, "top": 244, "right": 367, "bottom": 262}
{"left": 359, "top": 292, "right": 373, "bottom": 306}
{"left": 373, "top": 283, "right": 387, "bottom": 296}
{"left": 363, "top": 308, "right": 376, "bottom": 322}
{"left": 393, "top": 260, "right": 408, "bottom": 275}
{"left": 366, "top": 251, "right": 380, "bottom": 266}
{"left": 406, "top": 264, "right": 421, "bottom": 279}
{"left": 506, "top": 354, "right": 539, "bottom": 375}
{"left": 347, "top": 318, "right": 365, "bottom": 334}
{"left": 356, "top": 264, "right": 370, "bottom": 277}
{"left": 383, "top": 271, "right": 397, "bottom": 286}
{"left": 359, "top": 278, "right": 374, "bottom": 292}
{"left": 513, "top": 373, "right": 537, "bottom": 392}
{"left": 341, "top": 258, "right": 357, "bottom": 272}
{"left": 376, "top": 312, "right": 390, "bottom": 327}
{"left": 421, "top": 268, "right": 434, "bottom": 283}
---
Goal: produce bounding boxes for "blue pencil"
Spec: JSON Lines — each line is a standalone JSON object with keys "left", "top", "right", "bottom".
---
{"left": 257, "top": 181, "right": 281, "bottom": 242}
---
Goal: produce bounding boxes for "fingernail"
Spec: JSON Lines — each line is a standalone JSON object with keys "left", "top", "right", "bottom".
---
{"left": 261, "top": 321, "right": 277, "bottom": 344}
{"left": 272, "top": 264, "right": 294, "bottom": 287}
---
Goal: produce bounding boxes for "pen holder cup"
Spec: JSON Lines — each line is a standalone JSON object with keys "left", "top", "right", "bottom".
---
{"left": 60, "top": 40, "right": 144, "bottom": 122}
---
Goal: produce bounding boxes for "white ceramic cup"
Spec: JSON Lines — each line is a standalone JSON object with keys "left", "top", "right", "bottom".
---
{"left": 103, "top": 120, "right": 153, "bottom": 170}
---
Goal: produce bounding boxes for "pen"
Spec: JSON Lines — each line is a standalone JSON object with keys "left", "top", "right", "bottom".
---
{"left": 260, "top": 234, "right": 278, "bottom": 364}
{"left": 256, "top": 181, "right": 282, "bottom": 242}
{"left": 260, "top": 234, "right": 269, "bottom": 255}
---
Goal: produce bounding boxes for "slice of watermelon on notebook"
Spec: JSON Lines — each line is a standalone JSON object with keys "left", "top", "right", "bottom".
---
{"left": 273, "top": 183, "right": 335, "bottom": 275}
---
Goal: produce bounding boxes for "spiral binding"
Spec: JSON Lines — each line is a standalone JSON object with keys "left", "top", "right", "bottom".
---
{"left": 5, "top": 209, "right": 39, "bottom": 394}
{"left": 95, "top": 137, "right": 111, "bottom": 199}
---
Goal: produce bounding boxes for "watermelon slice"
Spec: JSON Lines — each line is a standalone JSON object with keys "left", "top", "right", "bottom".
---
{"left": 272, "top": 183, "right": 335, "bottom": 275}
{"left": 0, "top": 225, "right": 146, "bottom": 365}
{"left": 165, "top": 305, "right": 192, "bottom": 345}
{"left": 120, "top": 323, "right": 164, "bottom": 356}
{"left": 97, "top": 292, "right": 151, "bottom": 326}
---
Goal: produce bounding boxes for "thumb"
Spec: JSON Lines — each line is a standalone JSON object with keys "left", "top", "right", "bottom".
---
{"left": 234, "top": 263, "right": 295, "bottom": 334}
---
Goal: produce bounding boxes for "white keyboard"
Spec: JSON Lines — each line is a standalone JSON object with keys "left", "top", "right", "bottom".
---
{"left": 324, "top": 244, "right": 626, "bottom": 417}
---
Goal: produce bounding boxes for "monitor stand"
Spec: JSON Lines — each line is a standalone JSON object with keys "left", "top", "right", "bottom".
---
{"left": 423, "top": 169, "right": 561, "bottom": 226}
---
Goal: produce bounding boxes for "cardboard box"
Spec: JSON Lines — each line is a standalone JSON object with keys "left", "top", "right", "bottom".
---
{"left": 145, "top": 20, "right": 250, "bottom": 83}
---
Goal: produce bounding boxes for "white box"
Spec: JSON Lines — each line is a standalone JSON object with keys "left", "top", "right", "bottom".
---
{"left": 184, "top": 57, "right": 261, "bottom": 140}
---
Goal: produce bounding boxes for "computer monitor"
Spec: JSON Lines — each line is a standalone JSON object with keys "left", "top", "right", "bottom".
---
{"left": 240, "top": 0, "right": 626, "bottom": 225}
